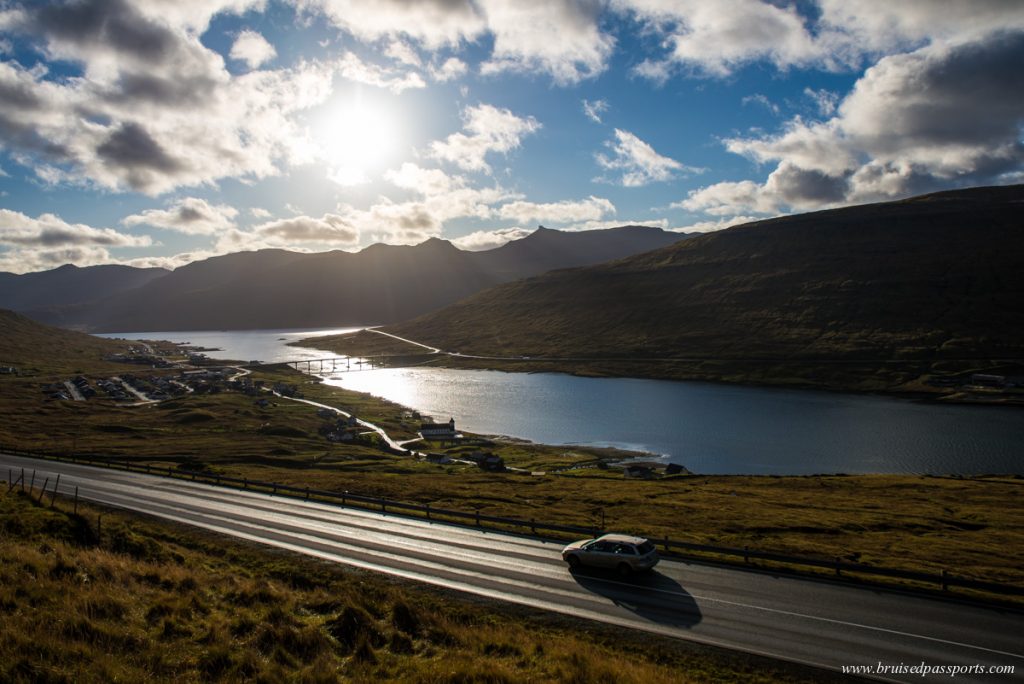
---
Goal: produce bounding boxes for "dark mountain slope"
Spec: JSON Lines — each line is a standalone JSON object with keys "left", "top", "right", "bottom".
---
{"left": 469, "top": 225, "right": 683, "bottom": 279}
{"left": 25, "top": 225, "right": 684, "bottom": 332}
{"left": 385, "top": 185, "right": 1024, "bottom": 367}
{"left": 0, "top": 264, "right": 168, "bottom": 311}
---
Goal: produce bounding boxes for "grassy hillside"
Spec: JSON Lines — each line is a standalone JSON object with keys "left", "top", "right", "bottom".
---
{"left": 381, "top": 186, "right": 1024, "bottom": 393}
{"left": 1, "top": 491, "right": 831, "bottom": 683}
{"left": 0, "top": 309, "right": 132, "bottom": 375}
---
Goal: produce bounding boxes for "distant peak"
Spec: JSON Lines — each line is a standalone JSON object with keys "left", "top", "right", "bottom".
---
{"left": 417, "top": 237, "right": 455, "bottom": 249}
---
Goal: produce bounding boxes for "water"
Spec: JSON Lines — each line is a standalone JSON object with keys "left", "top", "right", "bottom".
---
{"left": 99, "top": 329, "right": 1024, "bottom": 475}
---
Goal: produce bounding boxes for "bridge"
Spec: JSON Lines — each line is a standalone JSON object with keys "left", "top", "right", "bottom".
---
{"left": 258, "top": 353, "right": 440, "bottom": 374}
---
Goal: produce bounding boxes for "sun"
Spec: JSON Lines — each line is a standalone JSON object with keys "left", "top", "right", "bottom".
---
{"left": 313, "top": 96, "right": 400, "bottom": 186}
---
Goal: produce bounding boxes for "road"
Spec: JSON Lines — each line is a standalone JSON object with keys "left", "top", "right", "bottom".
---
{"left": 2, "top": 452, "right": 1022, "bottom": 683}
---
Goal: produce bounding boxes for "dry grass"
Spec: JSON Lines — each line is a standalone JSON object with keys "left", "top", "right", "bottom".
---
{"left": 0, "top": 491, "right": 833, "bottom": 683}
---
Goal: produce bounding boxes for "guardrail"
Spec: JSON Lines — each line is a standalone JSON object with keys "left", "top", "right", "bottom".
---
{"left": 3, "top": 445, "right": 1022, "bottom": 600}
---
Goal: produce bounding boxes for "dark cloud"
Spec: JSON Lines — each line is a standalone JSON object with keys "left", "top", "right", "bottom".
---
{"left": 34, "top": 0, "right": 178, "bottom": 66}
{"left": 106, "top": 71, "right": 219, "bottom": 106}
{"left": 768, "top": 163, "right": 849, "bottom": 205}
{"left": 96, "top": 121, "right": 183, "bottom": 176}
{"left": 853, "top": 30, "right": 1024, "bottom": 153}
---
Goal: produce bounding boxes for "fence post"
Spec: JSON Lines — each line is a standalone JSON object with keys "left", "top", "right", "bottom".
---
{"left": 425, "top": 504, "right": 431, "bottom": 520}
{"left": 835, "top": 557, "right": 842, "bottom": 576}
{"left": 29, "top": 470, "right": 35, "bottom": 493}
{"left": 941, "top": 570, "right": 949, "bottom": 592}
{"left": 20, "top": 468, "right": 24, "bottom": 493}
{"left": 50, "top": 474, "right": 60, "bottom": 507}
{"left": 475, "top": 510, "right": 481, "bottom": 527}
{"left": 382, "top": 501, "right": 386, "bottom": 514}
{"left": 74, "top": 486, "right": 79, "bottom": 515}
{"left": 38, "top": 478, "right": 48, "bottom": 503}
{"left": 305, "top": 487, "right": 310, "bottom": 501}
{"left": 744, "top": 546, "right": 749, "bottom": 564}
{"left": 342, "top": 491, "right": 346, "bottom": 505}
{"left": 243, "top": 478, "right": 248, "bottom": 490}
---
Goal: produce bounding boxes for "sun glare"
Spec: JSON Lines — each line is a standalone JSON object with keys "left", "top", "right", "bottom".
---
{"left": 313, "top": 97, "right": 400, "bottom": 186}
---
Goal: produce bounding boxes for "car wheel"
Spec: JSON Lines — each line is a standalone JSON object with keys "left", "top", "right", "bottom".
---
{"left": 617, "top": 563, "right": 632, "bottom": 578}
{"left": 567, "top": 555, "right": 581, "bottom": 570}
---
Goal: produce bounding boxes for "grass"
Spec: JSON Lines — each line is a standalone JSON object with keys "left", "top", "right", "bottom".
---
{"left": 0, "top": 489, "right": 836, "bottom": 683}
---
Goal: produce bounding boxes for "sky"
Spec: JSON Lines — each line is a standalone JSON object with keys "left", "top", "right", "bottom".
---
{"left": 0, "top": 0, "right": 1022, "bottom": 274}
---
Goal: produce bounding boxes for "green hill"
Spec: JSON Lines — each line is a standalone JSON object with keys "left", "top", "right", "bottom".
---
{"left": 383, "top": 185, "right": 1024, "bottom": 392}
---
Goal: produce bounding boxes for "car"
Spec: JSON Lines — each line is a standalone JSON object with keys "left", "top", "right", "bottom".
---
{"left": 561, "top": 533, "right": 660, "bottom": 576}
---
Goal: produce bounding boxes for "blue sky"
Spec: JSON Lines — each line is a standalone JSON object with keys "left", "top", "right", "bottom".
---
{"left": 0, "top": 0, "right": 1022, "bottom": 273}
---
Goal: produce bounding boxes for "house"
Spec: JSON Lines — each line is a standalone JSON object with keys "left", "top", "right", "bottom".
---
{"left": 425, "top": 452, "right": 451, "bottom": 464}
{"left": 419, "top": 418, "right": 457, "bottom": 440}
{"left": 624, "top": 464, "right": 656, "bottom": 479}
{"left": 464, "top": 450, "right": 505, "bottom": 472}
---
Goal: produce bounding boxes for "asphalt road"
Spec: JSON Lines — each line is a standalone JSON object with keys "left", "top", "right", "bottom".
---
{"left": 3, "top": 453, "right": 1022, "bottom": 683}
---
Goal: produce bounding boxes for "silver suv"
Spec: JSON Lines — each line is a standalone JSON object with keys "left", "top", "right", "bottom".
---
{"left": 561, "top": 533, "right": 659, "bottom": 575}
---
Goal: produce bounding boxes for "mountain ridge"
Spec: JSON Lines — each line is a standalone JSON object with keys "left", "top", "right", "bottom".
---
{"left": 5, "top": 225, "right": 684, "bottom": 332}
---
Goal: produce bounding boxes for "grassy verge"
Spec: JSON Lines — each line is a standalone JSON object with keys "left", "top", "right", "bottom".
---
{"left": 0, "top": 489, "right": 837, "bottom": 683}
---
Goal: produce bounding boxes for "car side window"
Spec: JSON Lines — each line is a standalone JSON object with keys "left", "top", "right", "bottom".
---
{"left": 590, "top": 541, "right": 615, "bottom": 553}
{"left": 615, "top": 544, "right": 637, "bottom": 555}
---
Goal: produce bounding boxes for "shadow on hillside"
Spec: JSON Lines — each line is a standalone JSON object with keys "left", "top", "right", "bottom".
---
{"left": 570, "top": 567, "right": 702, "bottom": 629}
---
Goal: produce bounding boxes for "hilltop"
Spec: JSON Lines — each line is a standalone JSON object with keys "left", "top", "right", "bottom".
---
{"left": 375, "top": 185, "right": 1024, "bottom": 394}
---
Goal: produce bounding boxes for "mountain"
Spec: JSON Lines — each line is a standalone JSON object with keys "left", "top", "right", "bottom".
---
{"left": 0, "top": 263, "right": 168, "bottom": 311}
{"left": 470, "top": 225, "right": 682, "bottom": 280}
{"left": 383, "top": 185, "right": 1024, "bottom": 381}
{"left": 22, "top": 226, "right": 684, "bottom": 332}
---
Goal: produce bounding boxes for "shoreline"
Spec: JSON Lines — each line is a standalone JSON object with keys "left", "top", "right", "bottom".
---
{"left": 290, "top": 329, "right": 1024, "bottom": 408}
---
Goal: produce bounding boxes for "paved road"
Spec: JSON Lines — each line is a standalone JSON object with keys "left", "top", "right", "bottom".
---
{"left": 3, "top": 453, "right": 1022, "bottom": 683}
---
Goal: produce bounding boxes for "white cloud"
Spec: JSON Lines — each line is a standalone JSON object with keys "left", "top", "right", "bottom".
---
{"left": 230, "top": 30, "right": 277, "bottom": 69}
{"left": 0, "top": 208, "right": 151, "bottom": 248}
{"left": 675, "top": 180, "right": 783, "bottom": 216}
{"left": 497, "top": 196, "right": 615, "bottom": 224}
{"left": 384, "top": 162, "right": 464, "bottom": 196}
{"left": 122, "top": 197, "right": 238, "bottom": 235}
{"left": 452, "top": 226, "right": 532, "bottom": 251}
{"left": 0, "top": 208, "right": 153, "bottom": 273}
{"left": 337, "top": 51, "right": 426, "bottom": 93}
{"left": 804, "top": 87, "right": 839, "bottom": 116}
{"left": 253, "top": 213, "right": 359, "bottom": 246}
{"left": 595, "top": 128, "right": 699, "bottom": 187}
{"left": 479, "top": 0, "right": 615, "bottom": 85}
{"left": 429, "top": 56, "right": 468, "bottom": 82}
{"left": 582, "top": 98, "right": 608, "bottom": 123}
{"left": 249, "top": 207, "right": 271, "bottom": 219}
{"left": 618, "top": 0, "right": 819, "bottom": 79}
{"left": 384, "top": 39, "right": 422, "bottom": 68}
{"left": 688, "top": 30, "right": 1024, "bottom": 214}
{"left": 429, "top": 104, "right": 541, "bottom": 173}
{"left": 0, "top": 0, "right": 335, "bottom": 195}
{"left": 742, "top": 93, "right": 780, "bottom": 116}
{"left": 616, "top": 0, "right": 1024, "bottom": 82}
{"left": 296, "top": 0, "right": 486, "bottom": 49}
